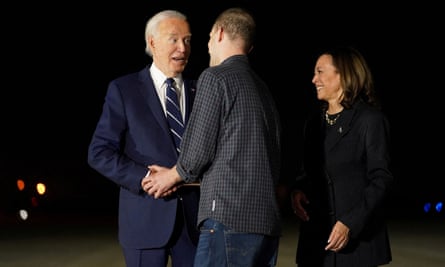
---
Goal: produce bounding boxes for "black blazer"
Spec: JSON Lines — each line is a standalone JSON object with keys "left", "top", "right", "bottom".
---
{"left": 295, "top": 101, "right": 393, "bottom": 267}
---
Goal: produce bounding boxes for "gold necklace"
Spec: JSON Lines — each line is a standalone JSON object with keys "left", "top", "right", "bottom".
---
{"left": 325, "top": 112, "right": 341, "bottom": 125}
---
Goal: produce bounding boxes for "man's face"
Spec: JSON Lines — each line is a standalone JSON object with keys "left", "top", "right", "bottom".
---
{"left": 150, "top": 17, "right": 191, "bottom": 77}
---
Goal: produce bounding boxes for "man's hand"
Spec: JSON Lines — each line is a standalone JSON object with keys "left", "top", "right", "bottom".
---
{"left": 141, "top": 165, "right": 182, "bottom": 199}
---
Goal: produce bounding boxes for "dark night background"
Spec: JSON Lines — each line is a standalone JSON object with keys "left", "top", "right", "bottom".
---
{"left": 1, "top": 1, "right": 443, "bottom": 220}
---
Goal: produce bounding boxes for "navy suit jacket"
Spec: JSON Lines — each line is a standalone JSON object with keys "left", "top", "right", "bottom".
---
{"left": 88, "top": 65, "right": 199, "bottom": 249}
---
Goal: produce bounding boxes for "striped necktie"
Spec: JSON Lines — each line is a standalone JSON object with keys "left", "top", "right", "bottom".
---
{"left": 165, "top": 78, "right": 184, "bottom": 154}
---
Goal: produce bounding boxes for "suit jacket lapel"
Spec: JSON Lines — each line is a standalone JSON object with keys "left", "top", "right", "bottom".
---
{"left": 136, "top": 66, "right": 197, "bottom": 141}
{"left": 137, "top": 67, "right": 172, "bottom": 138}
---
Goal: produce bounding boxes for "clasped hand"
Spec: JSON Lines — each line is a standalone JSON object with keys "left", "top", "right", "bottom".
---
{"left": 141, "top": 165, "right": 181, "bottom": 198}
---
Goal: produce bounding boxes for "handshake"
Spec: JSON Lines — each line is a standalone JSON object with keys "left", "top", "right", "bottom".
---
{"left": 141, "top": 165, "right": 199, "bottom": 198}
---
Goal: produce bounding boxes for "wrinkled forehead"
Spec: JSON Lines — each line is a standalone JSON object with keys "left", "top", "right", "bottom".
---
{"left": 157, "top": 18, "right": 191, "bottom": 36}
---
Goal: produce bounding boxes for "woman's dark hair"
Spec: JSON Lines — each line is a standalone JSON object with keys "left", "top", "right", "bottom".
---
{"left": 319, "top": 46, "right": 379, "bottom": 110}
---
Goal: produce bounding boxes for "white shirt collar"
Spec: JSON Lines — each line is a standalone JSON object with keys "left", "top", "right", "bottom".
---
{"left": 149, "top": 64, "right": 183, "bottom": 89}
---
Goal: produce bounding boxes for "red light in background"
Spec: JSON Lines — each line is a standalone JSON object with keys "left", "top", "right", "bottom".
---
{"left": 17, "top": 179, "right": 25, "bottom": 191}
{"left": 31, "top": 196, "right": 39, "bottom": 207}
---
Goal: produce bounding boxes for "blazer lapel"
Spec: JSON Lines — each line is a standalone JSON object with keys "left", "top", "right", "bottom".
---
{"left": 325, "top": 108, "right": 354, "bottom": 152}
{"left": 137, "top": 67, "right": 171, "bottom": 137}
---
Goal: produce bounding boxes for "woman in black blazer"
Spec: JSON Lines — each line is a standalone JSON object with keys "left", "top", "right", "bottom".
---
{"left": 291, "top": 46, "right": 393, "bottom": 267}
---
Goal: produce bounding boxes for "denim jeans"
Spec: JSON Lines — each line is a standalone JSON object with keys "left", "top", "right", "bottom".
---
{"left": 193, "top": 218, "right": 279, "bottom": 267}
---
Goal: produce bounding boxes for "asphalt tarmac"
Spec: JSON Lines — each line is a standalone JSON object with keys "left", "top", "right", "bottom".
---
{"left": 0, "top": 213, "right": 443, "bottom": 267}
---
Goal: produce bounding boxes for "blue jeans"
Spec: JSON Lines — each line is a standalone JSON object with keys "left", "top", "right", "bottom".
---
{"left": 193, "top": 218, "right": 279, "bottom": 267}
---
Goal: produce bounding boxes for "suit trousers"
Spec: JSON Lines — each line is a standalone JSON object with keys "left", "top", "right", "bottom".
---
{"left": 121, "top": 197, "right": 197, "bottom": 267}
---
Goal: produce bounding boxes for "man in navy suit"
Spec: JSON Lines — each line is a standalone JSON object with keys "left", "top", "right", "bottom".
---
{"left": 88, "top": 10, "right": 199, "bottom": 267}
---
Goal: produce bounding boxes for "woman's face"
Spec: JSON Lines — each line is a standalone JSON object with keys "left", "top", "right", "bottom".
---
{"left": 312, "top": 54, "right": 342, "bottom": 103}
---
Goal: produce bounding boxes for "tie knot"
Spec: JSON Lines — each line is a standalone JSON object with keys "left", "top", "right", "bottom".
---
{"left": 166, "top": 78, "right": 175, "bottom": 87}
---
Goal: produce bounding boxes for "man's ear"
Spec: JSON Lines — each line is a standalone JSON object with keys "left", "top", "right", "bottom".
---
{"left": 216, "top": 27, "right": 224, "bottom": 42}
{"left": 148, "top": 36, "right": 155, "bottom": 50}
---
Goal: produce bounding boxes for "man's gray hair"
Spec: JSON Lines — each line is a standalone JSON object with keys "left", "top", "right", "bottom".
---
{"left": 144, "top": 10, "right": 188, "bottom": 57}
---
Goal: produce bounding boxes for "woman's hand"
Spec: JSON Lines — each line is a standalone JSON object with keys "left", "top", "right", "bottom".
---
{"left": 325, "top": 220, "right": 350, "bottom": 252}
{"left": 290, "top": 190, "right": 310, "bottom": 221}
